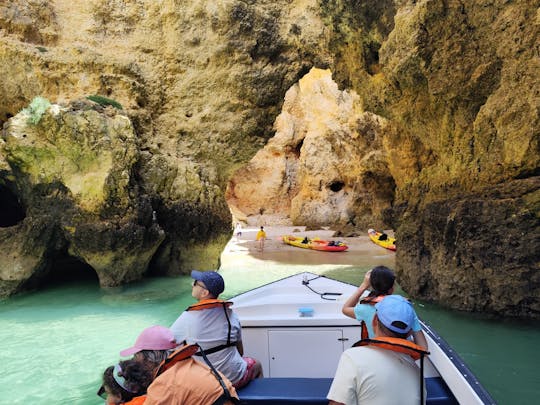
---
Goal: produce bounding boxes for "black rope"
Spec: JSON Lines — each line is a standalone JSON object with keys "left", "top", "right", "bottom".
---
{"left": 196, "top": 343, "right": 239, "bottom": 404}
{"left": 302, "top": 275, "right": 342, "bottom": 301}
{"left": 420, "top": 354, "right": 425, "bottom": 405}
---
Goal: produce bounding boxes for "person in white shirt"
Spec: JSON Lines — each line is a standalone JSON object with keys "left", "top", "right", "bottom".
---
{"left": 328, "top": 295, "right": 429, "bottom": 405}
{"left": 170, "top": 270, "right": 262, "bottom": 388}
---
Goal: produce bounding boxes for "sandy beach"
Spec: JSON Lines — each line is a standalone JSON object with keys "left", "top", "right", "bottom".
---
{"left": 224, "top": 225, "right": 394, "bottom": 256}
{"left": 219, "top": 225, "right": 396, "bottom": 297}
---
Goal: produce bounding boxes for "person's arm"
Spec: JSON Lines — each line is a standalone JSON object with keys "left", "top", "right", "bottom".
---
{"left": 328, "top": 401, "right": 345, "bottom": 405}
{"left": 342, "top": 270, "right": 371, "bottom": 319}
{"left": 413, "top": 330, "right": 428, "bottom": 351}
{"left": 411, "top": 313, "right": 428, "bottom": 350}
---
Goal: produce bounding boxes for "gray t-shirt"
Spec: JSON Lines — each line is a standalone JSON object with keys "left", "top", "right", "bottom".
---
{"left": 170, "top": 306, "right": 247, "bottom": 384}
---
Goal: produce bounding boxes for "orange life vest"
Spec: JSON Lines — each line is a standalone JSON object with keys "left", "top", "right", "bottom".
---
{"left": 154, "top": 343, "right": 239, "bottom": 405}
{"left": 358, "top": 295, "right": 385, "bottom": 339}
{"left": 354, "top": 337, "right": 430, "bottom": 404}
{"left": 186, "top": 299, "right": 233, "bottom": 311}
{"left": 186, "top": 299, "right": 238, "bottom": 356}
{"left": 155, "top": 343, "right": 200, "bottom": 377}
{"left": 353, "top": 336, "right": 429, "bottom": 361}
{"left": 123, "top": 395, "right": 147, "bottom": 405}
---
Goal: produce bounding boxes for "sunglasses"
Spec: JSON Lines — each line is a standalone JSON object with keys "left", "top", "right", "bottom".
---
{"left": 97, "top": 385, "right": 106, "bottom": 399}
{"left": 193, "top": 280, "right": 207, "bottom": 289}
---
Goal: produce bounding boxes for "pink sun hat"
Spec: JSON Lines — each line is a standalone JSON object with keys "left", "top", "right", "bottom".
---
{"left": 120, "top": 325, "right": 178, "bottom": 357}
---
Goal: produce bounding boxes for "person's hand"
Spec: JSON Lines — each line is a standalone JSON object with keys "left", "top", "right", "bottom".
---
{"left": 359, "top": 270, "right": 372, "bottom": 290}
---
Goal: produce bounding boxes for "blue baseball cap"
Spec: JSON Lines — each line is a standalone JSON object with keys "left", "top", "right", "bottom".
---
{"left": 375, "top": 295, "right": 415, "bottom": 334}
{"left": 191, "top": 270, "right": 225, "bottom": 297}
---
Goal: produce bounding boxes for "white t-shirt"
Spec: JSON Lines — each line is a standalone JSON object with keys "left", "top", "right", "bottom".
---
{"left": 170, "top": 306, "right": 247, "bottom": 384}
{"left": 327, "top": 345, "right": 425, "bottom": 405}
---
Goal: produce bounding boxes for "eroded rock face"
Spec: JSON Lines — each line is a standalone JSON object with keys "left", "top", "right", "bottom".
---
{"left": 0, "top": 0, "right": 537, "bottom": 317}
{"left": 227, "top": 68, "right": 394, "bottom": 230}
{"left": 0, "top": 0, "right": 330, "bottom": 289}
{"left": 0, "top": 100, "right": 164, "bottom": 292}
{"left": 323, "top": 0, "right": 539, "bottom": 317}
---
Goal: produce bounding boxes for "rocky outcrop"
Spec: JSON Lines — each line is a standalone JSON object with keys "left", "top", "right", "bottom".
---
{"left": 0, "top": 100, "right": 164, "bottom": 292}
{"left": 227, "top": 1, "right": 539, "bottom": 318}
{"left": 226, "top": 68, "right": 394, "bottom": 230}
{"left": 396, "top": 177, "right": 540, "bottom": 318}
{"left": 0, "top": 0, "right": 330, "bottom": 289}
{"left": 0, "top": 1, "right": 537, "bottom": 317}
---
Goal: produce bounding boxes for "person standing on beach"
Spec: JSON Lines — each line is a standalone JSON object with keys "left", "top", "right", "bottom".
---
{"left": 234, "top": 222, "right": 242, "bottom": 239}
{"left": 256, "top": 226, "right": 266, "bottom": 252}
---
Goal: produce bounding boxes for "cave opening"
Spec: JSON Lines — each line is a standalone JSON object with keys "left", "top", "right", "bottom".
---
{"left": 0, "top": 185, "right": 26, "bottom": 227}
{"left": 46, "top": 253, "right": 99, "bottom": 286}
{"left": 293, "top": 139, "right": 304, "bottom": 157}
{"left": 329, "top": 181, "right": 345, "bottom": 192}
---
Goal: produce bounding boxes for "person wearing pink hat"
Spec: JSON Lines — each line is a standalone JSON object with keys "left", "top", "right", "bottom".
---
{"left": 119, "top": 325, "right": 178, "bottom": 357}
{"left": 101, "top": 325, "right": 239, "bottom": 405}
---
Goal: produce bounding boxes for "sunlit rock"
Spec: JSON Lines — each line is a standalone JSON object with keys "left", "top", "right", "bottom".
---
{"left": 0, "top": 0, "right": 537, "bottom": 317}
{"left": 227, "top": 68, "right": 394, "bottom": 229}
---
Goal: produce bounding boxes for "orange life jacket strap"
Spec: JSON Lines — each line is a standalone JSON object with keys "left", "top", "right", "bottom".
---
{"left": 186, "top": 299, "right": 235, "bottom": 351}
{"left": 186, "top": 299, "right": 233, "bottom": 311}
{"left": 359, "top": 295, "right": 385, "bottom": 339}
{"left": 359, "top": 295, "right": 385, "bottom": 305}
{"left": 360, "top": 321, "right": 369, "bottom": 340}
{"left": 354, "top": 337, "right": 429, "bottom": 360}
{"left": 155, "top": 344, "right": 200, "bottom": 377}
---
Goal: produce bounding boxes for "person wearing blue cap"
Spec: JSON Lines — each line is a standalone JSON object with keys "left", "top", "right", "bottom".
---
{"left": 170, "top": 270, "right": 262, "bottom": 389}
{"left": 328, "top": 295, "right": 429, "bottom": 405}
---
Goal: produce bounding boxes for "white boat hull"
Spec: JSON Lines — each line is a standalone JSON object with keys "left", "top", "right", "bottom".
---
{"left": 231, "top": 272, "right": 494, "bottom": 404}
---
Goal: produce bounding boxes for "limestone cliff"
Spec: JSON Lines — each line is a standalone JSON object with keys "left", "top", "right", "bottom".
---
{"left": 226, "top": 68, "right": 394, "bottom": 230}
{"left": 0, "top": 1, "right": 537, "bottom": 318}
{"left": 1, "top": 99, "right": 164, "bottom": 292}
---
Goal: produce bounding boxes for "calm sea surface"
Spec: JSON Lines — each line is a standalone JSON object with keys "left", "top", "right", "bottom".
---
{"left": 1, "top": 239, "right": 538, "bottom": 404}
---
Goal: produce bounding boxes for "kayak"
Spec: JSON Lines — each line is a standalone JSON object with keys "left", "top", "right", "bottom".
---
{"left": 368, "top": 228, "right": 396, "bottom": 251}
{"left": 282, "top": 235, "right": 348, "bottom": 252}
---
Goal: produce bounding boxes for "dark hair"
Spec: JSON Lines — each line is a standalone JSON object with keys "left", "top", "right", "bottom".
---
{"left": 368, "top": 266, "right": 396, "bottom": 296}
{"left": 102, "top": 359, "right": 153, "bottom": 401}
{"left": 376, "top": 316, "right": 408, "bottom": 339}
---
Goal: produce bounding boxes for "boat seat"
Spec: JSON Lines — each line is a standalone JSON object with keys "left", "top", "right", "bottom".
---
{"left": 237, "top": 378, "right": 331, "bottom": 404}
{"left": 237, "top": 377, "right": 457, "bottom": 404}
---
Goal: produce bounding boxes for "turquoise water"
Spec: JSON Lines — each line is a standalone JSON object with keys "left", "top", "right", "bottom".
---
{"left": 1, "top": 248, "right": 539, "bottom": 404}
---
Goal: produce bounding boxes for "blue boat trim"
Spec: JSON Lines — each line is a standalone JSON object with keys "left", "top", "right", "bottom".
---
{"left": 420, "top": 320, "right": 496, "bottom": 404}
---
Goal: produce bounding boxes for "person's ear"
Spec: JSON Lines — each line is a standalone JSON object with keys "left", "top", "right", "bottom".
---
{"left": 389, "top": 286, "right": 394, "bottom": 294}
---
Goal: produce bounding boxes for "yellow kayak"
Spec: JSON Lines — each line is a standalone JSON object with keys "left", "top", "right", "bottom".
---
{"left": 282, "top": 235, "right": 348, "bottom": 252}
{"left": 368, "top": 229, "right": 396, "bottom": 251}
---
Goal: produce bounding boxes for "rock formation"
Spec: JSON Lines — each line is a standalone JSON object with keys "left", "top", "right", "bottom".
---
{"left": 1, "top": 99, "right": 164, "bottom": 292}
{"left": 226, "top": 68, "right": 394, "bottom": 230}
{"left": 0, "top": 1, "right": 537, "bottom": 318}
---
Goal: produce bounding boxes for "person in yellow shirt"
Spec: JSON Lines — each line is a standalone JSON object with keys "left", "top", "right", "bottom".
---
{"left": 256, "top": 226, "right": 266, "bottom": 252}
